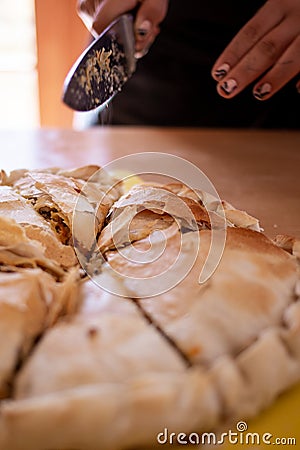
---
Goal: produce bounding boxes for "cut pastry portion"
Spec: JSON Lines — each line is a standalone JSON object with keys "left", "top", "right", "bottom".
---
{"left": 274, "top": 234, "right": 300, "bottom": 259}
{"left": 0, "top": 215, "right": 64, "bottom": 279}
{"left": 106, "top": 227, "right": 298, "bottom": 365}
{"left": 0, "top": 267, "right": 79, "bottom": 400}
{"left": 98, "top": 183, "right": 211, "bottom": 254}
{"left": 0, "top": 186, "right": 76, "bottom": 268}
{"left": 98, "top": 182, "right": 260, "bottom": 254}
{"left": 0, "top": 270, "right": 47, "bottom": 399}
{"left": 0, "top": 213, "right": 80, "bottom": 400}
{"left": 100, "top": 225, "right": 300, "bottom": 426}
{"left": 211, "top": 325, "right": 300, "bottom": 422}
{"left": 0, "top": 165, "right": 123, "bottom": 268}
{"left": 163, "top": 183, "right": 261, "bottom": 231}
{"left": 211, "top": 276, "right": 300, "bottom": 421}
{"left": 0, "top": 369, "right": 220, "bottom": 450}
{"left": 14, "top": 279, "right": 187, "bottom": 400}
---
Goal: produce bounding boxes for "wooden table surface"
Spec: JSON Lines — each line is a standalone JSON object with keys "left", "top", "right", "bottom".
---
{"left": 0, "top": 127, "right": 299, "bottom": 238}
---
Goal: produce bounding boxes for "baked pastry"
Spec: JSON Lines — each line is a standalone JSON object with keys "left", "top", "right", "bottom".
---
{"left": 0, "top": 166, "right": 121, "bottom": 267}
{"left": 0, "top": 165, "right": 121, "bottom": 402}
{"left": 0, "top": 166, "right": 299, "bottom": 450}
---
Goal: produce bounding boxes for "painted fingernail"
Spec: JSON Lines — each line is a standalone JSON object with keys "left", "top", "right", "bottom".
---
{"left": 253, "top": 83, "right": 272, "bottom": 100}
{"left": 220, "top": 79, "right": 238, "bottom": 95}
{"left": 136, "top": 20, "right": 152, "bottom": 37}
{"left": 134, "top": 46, "right": 150, "bottom": 59}
{"left": 214, "top": 63, "right": 230, "bottom": 80}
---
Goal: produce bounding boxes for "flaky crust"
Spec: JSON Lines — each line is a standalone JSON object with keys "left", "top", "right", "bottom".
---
{"left": 14, "top": 282, "right": 186, "bottom": 400}
{"left": 0, "top": 369, "right": 220, "bottom": 450}
{"left": 0, "top": 165, "right": 122, "bottom": 268}
{"left": 0, "top": 268, "right": 79, "bottom": 400}
{"left": 0, "top": 176, "right": 299, "bottom": 450}
{"left": 0, "top": 165, "right": 120, "bottom": 404}
{"left": 103, "top": 227, "right": 299, "bottom": 369}
{"left": 98, "top": 183, "right": 261, "bottom": 255}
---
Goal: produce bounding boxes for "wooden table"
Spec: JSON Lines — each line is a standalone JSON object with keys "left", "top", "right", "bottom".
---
{"left": 0, "top": 127, "right": 299, "bottom": 238}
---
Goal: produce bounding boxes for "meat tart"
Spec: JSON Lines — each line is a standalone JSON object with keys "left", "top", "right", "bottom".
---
{"left": 0, "top": 175, "right": 299, "bottom": 450}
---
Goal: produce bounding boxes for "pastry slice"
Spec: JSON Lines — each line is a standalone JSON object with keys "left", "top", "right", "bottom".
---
{"left": 95, "top": 183, "right": 300, "bottom": 425}
{"left": 0, "top": 214, "right": 80, "bottom": 400}
{"left": 0, "top": 281, "right": 222, "bottom": 450}
{"left": 14, "top": 279, "right": 187, "bottom": 399}
{"left": 100, "top": 223, "right": 300, "bottom": 425}
{"left": 0, "top": 215, "right": 64, "bottom": 279}
{"left": 0, "top": 165, "right": 123, "bottom": 268}
{"left": 0, "top": 186, "right": 76, "bottom": 268}
{"left": 0, "top": 369, "right": 219, "bottom": 450}
{"left": 136, "top": 227, "right": 299, "bottom": 364}
{"left": 0, "top": 266, "right": 79, "bottom": 400}
{"left": 98, "top": 183, "right": 210, "bottom": 253}
{"left": 98, "top": 182, "right": 260, "bottom": 254}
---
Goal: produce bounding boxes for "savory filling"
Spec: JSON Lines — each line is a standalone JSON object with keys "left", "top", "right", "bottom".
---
{"left": 37, "top": 206, "right": 70, "bottom": 245}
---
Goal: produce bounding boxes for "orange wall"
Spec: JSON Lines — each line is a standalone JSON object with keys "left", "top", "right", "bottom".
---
{"left": 35, "top": 0, "right": 89, "bottom": 127}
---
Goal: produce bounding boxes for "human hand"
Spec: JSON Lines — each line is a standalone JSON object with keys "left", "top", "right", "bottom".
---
{"left": 77, "top": 0, "right": 168, "bottom": 57}
{"left": 211, "top": 0, "right": 300, "bottom": 100}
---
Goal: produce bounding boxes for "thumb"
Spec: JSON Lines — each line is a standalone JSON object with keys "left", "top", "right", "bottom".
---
{"left": 134, "top": 0, "right": 169, "bottom": 57}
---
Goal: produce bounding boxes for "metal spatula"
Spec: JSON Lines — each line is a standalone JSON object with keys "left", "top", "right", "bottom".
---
{"left": 62, "top": 13, "right": 136, "bottom": 112}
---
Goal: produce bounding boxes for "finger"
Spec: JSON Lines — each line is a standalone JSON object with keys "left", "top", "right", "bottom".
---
{"left": 212, "top": 0, "right": 284, "bottom": 81}
{"left": 297, "top": 79, "right": 300, "bottom": 94}
{"left": 253, "top": 35, "right": 300, "bottom": 100}
{"left": 77, "top": 0, "right": 98, "bottom": 30}
{"left": 135, "top": 26, "right": 160, "bottom": 58}
{"left": 77, "top": 0, "right": 96, "bottom": 17}
{"left": 216, "top": 21, "right": 298, "bottom": 98}
{"left": 91, "top": 0, "right": 138, "bottom": 36}
{"left": 134, "top": 0, "right": 168, "bottom": 41}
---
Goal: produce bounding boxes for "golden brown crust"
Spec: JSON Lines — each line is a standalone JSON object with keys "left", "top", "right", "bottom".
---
{"left": 14, "top": 280, "right": 186, "bottom": 400}
{"left": 0, "top": 165, "right": 121, "bottom": 404}
{"left": 0, "top": 370, "right": 220, "bottom": 450}
{"left": 0, "top": 269, "right": 76, "bottom": 399}
{"left": 0, "top": 174, "right": 299, "bottom": 450}
{"left": 0, "top": 216, "right": 65, "bottom": 278}
{"left": 104, "top": 227, "right": 298, "bottom": 364}
{"left": 274, "top": 234, "right": 300, "bottom": 260}
{"left": 98, "top": 183, "right": 261, "bottom": 256}
{"left": 99, "top": 209, "right": 174, "bottom": 253}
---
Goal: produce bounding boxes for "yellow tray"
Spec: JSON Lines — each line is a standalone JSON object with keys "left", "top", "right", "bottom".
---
{"left": 169, "top": 382, "right": 300, "bottom": 449}
{"left": 221, "top": 381, "right": 300, "bottom": 449}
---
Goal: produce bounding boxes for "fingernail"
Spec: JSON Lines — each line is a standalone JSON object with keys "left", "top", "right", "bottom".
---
{"left": 134, "top": 46, "right": 150, "bottom": 59}
{"left": 220, "top": 79, "right": 238, "bottom": 95}
{"left": 136, "top": 20, "right": 152, "bottom": 37}
{"left": 296, "top": 83, "right": 300, "bottom": 94}
{"left": 214, "top": 63, "right": 230, "bottom": 80}
{"left": 253, "top": 83, "right": 272, "bottom": 100}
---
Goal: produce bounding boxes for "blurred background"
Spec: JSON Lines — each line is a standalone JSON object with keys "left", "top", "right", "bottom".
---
{"left": 0, "top": 0, "right": 88, "bottom": 129}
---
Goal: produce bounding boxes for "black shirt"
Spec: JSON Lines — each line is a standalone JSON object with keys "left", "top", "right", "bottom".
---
{"left": 100, "top": 0, "right": 299, "bottom": 128}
